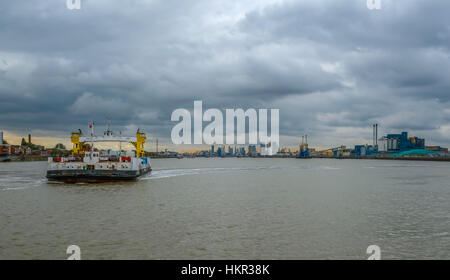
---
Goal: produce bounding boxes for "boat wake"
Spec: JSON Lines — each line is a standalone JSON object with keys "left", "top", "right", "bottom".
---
{"left": 142, "top": 166, "right": 279, "bottom": 180}
{"left": 0, "top": 177, "right": 47, "bottom": 191}
{"left": 314, "top": 166, "right": 341, "bottom": 170}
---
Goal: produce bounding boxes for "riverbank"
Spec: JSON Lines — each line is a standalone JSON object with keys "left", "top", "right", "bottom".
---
{"left": 3, "top": 155, "right": 450, "bottom": 162}
{"left": 322, "top": 156, "right": 450, "bottom": 162}
{"left": 9, "top": 155, "right": 48, "bottom": 162}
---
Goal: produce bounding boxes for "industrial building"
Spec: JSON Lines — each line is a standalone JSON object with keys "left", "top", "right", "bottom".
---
{"left": 297, "top": 135, "right": 311, "bottom": 158}
{"left": 352, "top": 124, "right": 435, "bottom": 157}
{"left": 353, "top": 124, "right": 379, "bottom": 157}
{"left": 248, "top": 145, "right": 257, "bottom": 157}
{"left": 378, "top": 131, "right": 425, "bottom": 153}
{"left": 353, "top": 144, "right": 377, "bottom": 157}
{"left": 425, "top": 146, "right": 448, "bottom": 153}
{"left": 227, "top": 146, "right": 234, "bottom": 156}
{"left": 260, "top": 142, "right": 277, "bottom": 156}
{"left": 217, "top": 146, "right": 224, "bottom": 157}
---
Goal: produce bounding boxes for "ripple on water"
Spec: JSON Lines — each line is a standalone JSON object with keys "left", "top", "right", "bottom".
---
{"left": 0, "top": 177, "right": 46, "bottom": 191}
{"left": 143, "top": 166, "right": 281, "bottom": 180}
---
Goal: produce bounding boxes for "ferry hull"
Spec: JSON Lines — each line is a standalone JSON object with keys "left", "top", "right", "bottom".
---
{"left": 46, "top": 168, "right": 151, "bottom": 183}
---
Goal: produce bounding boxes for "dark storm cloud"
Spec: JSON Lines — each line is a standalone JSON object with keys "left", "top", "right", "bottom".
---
{"left": 0, "top": 0, "right": 449, "bottom": 147}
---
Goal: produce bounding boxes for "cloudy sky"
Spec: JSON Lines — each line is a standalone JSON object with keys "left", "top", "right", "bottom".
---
{"left": 0, "top": 0, "right": 449, "bottom": 150}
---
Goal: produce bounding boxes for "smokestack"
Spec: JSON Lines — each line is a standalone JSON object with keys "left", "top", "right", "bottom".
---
{"left": 28, "top": 134, "right": 31, "bottom": 144}
{"left": 373, "top": 124, "right": 375, "bottom": 146}
{"left": 0, "top": 131, "right": 3, "bottom": 145}
{"left": 375, "top": 124, "right": 378, "bottom": 146}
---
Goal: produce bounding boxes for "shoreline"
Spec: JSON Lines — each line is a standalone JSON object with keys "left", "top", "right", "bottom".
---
{"left": 2, "top": 156, "right": 449, "bottom": 162}
{"left": 6, "top": 156, "right": 48, "bottom": 162}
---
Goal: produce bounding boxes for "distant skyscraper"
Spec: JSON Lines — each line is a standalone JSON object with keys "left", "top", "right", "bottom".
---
{"left": 217, "top": 146, "right": 224, "bottom": 157}
{"left": 228, "top": 145, "right": 233, "bottom": 156}
{"left": 248, "top": 145, "right": 257, "bottom": 156}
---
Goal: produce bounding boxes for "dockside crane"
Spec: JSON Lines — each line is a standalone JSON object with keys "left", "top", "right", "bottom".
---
{"left": 297, "top": 135, "right": 311, "bottom": 158}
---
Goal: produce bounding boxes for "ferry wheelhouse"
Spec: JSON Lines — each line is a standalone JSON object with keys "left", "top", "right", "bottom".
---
{"left": 46, "top": 123, "right": 151, "bottom": 183}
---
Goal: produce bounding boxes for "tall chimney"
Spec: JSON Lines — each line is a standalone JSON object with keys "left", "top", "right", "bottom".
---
{"left": 375, "top": 124, "right": 378, "bottom": 146}
{"left": 28, "top": 134, "right": 31, "bottom": 144}
{"left": 373, "top": 124, "right": 375, "bottom": 146}
{"left": 0, "top": 131, "right": 3, "bottom": 145}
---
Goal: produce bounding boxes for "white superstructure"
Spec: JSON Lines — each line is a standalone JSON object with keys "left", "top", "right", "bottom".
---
{"left": 46, "top": 122, "right": 151, "bottom": 182}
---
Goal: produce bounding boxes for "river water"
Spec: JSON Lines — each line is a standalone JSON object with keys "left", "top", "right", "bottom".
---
{"left": 0, "top": 158, "right": 449, "bottom": 259}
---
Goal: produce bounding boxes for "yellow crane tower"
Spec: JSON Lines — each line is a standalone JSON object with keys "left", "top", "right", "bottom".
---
{"left": 131, "top": 129, "right": 147, "bottom": 158}
{"left": 71, "top": 130, "right": 84, "bottom": 155}
{"left": 71, "top": 127, "right": 148, "bottom": 157}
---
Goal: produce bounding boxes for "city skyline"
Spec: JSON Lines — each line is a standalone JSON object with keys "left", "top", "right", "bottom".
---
{"left": 1, "top": 0, "right": 450, "bottom": 149}
{"left": 1, "top": 124, "right": 446, "bottom": 155}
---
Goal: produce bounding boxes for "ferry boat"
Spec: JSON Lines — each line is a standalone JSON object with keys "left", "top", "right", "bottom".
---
{"left": 46, "top": 123, "right": 151, "bottom": 183}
